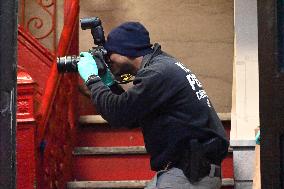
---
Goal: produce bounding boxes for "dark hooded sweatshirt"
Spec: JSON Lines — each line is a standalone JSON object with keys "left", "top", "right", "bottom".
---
{"left": 86, "top": 44, "right": 229, "bottom": 171}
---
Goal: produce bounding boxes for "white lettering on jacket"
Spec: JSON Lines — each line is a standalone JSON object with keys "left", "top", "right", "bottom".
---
{"left": 175, "top": 62, "right": 191, "bottom": 73}
{"left": 175, "top": 62, "right": 211, "bottom": 107}
{"left": 186, "top": 73, "right": 202, "bottom": 91}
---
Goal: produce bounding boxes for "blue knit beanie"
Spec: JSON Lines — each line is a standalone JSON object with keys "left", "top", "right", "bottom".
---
{"left": 104, "top": 22, "right": 153, "bottom": 57}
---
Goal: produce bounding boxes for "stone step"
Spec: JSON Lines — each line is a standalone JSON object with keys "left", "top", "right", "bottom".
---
{"left": 73, "top": 146, "right": 147, "bottom": 156}
{"left": 79, "top": 113, "right": 231, "bottom": 125}
{"left": 73, "top": 146, "right": 233, "bottom": 156}
{"left": 79, "top": 115, "right": 108, "bottom": 125}
{"left": 67, "top": 178, "right": 234, "bottom": 188}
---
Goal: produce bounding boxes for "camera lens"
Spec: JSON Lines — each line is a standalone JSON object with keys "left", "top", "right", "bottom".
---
{"left": 57, "top": 55, "right": 80, "bottom": 73}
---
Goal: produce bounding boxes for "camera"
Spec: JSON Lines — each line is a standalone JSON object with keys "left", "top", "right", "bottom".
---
{"left": 57, "top": 17, "right": 108, "bottom": 76}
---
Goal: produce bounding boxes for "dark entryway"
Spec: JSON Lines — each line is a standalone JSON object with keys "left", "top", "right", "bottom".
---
{"left": 0, "top": 1, "right": 18, "bottom": 189}
{"left": 258, "top": 0, "right": 284, "bottom": 188}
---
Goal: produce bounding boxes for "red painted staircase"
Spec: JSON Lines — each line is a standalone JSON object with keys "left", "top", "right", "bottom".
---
{"left": 17, "top": 2, "right": 234, "bottom": 187}
{"left": 68, "top": 94, "right": 234, "bottom": 189}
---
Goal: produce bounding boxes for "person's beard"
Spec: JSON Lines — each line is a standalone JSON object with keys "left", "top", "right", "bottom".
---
{"left": 112, "top": 61, "right": 136, "bottom": 82}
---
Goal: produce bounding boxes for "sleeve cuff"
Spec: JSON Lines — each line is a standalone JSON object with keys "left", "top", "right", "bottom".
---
{"left": 85, "top": 74, "right": 101, "bottom": 85}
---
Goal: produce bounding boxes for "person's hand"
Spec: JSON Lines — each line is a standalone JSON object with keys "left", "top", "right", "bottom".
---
{"left": 77, "top": 52, "right": 98, "bottom": 82}
{"left": 100, "top": 68, "right": 115, "bottom": 86}
{"left": 93, "top": 51, "right": 115, "bottom": 87}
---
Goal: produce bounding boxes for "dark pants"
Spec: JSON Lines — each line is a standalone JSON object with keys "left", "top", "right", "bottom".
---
{"left": 145, "top": 167, "right": 221, "bottom": 189}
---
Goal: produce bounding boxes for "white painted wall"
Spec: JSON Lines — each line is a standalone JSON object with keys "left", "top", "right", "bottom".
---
{"left": 231, "top": 0, "right": 259, "bottom": 140}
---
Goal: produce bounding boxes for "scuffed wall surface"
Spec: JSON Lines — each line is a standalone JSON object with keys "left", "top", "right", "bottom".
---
{"left": 80, "top": 0, "right": 234, "bottom": 112}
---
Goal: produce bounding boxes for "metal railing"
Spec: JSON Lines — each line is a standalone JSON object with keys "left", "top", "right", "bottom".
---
{"left": 37, "top": 0, "right": 79, "bottom": 146}
{"left": 32, "top": 0, "right": 79, "bottom": 188}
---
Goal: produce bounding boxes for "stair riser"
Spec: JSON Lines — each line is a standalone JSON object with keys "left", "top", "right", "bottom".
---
{"left": 74, "top": 155, "right": 154, "bottom": 181}
{"left": 222, "top": 153, "right": 233, "bottom": 178}
{"left": 73, "top": 154, "right": 233, "bottom": 181}
{"left": 76, "top": 121, "right": 231, "bottom": 147}
{"left": 76, "top": 127, "right": 144, "bottom": 147}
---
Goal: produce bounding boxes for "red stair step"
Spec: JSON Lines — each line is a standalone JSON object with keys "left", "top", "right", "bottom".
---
{"left": 73, "top": 147, "right": 233, "bottom": 180}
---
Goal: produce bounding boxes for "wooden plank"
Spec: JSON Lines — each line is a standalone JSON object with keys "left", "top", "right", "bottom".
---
{"left": 217, "top": 113, "right": 231, "bottom": 121}
{"left": 74, "top": 146, "right": 147, "bottom": 155}
{"left": 253, "top": 144, "right": 261, "bottom": 189}
{"left": 67, "top": 178, "right": 234, "bottom": 188}
{"left": 79, "top": 113, "right": 231, "bottom": 125}
{"left": 67, "top": 180, "right": 148, "bottom": 188}
{"left": 74, "top": 146, "right": 233, "bottom": 156}
{"left": 79, "top": 115, "right": 108, "bottom": 124}
{"left": 222, "top": 178, "right": 235, "bottom": 186}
